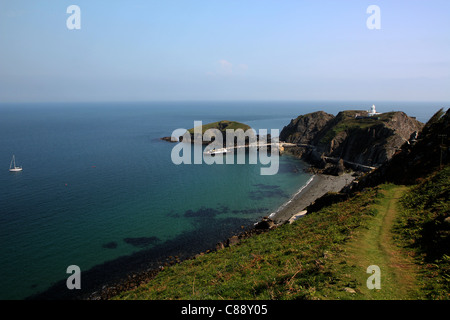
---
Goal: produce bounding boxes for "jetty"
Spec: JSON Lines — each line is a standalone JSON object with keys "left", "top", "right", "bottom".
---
{"left": 220, "top": 141, "right": 297, "bottom": 154}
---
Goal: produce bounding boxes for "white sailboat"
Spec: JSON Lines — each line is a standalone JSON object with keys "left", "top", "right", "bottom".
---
{"left": 9, "top": 155, "right": 22, "bottom": 172}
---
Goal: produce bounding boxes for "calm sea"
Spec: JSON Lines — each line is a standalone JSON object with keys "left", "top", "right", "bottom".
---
{"left": 0, "top": 101, "right": 443, "bottom": 299}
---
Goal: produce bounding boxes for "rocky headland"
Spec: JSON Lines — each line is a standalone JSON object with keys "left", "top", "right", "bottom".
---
{"left": 279, "top": 109, "right": 423, "bottom": 174}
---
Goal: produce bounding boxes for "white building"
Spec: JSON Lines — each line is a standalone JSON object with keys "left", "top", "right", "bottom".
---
{"left": 368, "top": 104, "right": 381, "bottom": 116}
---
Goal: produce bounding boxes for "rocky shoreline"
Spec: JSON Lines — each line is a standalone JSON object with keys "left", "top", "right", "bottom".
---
{"left": 84, "top": 222, "right": 276, "bottom": 300}
{"left": 82, "top": 170, "right": 354, "bottom": 300}
{"left": 269, "top": 172, "right": 355, "bottom": 224}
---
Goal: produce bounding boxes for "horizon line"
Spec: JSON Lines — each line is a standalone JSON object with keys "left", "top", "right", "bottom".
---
{"left": 1, "top": 99, "right": 450, "bottom": 105}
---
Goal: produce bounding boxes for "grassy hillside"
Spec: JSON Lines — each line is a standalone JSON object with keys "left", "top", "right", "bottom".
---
{"left": 319, "top": 110, "right": 393, "bottom": 144}
{"left": 394, "top": 165, "right": 450, "bottom": 299}
{"left": 114, "top": 164, "right": 449, "bottom": 300}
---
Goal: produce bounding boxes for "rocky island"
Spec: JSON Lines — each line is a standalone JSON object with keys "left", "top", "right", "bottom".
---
{"left": 161, "top": 120, "right": 253, "bottom": 145}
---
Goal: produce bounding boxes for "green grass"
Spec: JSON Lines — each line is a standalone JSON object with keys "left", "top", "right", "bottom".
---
{"left": 188, "top": 120, "right": 252, "bottom": 134}
{"left": 324, "top": 184, "right": 423, "bottom": 300}
{"left": 319, "top": 111, "right": 396, "bottom": 145}
{"left": 393, "top": 165, "right": 450, "bottom": 299}
{"left": 320, "top": 120, "right": 376, "bottom": 145}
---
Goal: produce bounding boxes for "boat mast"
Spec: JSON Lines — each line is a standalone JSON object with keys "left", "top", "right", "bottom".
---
{"left": 10, "top": 155, "right": 15, "bottom": 169}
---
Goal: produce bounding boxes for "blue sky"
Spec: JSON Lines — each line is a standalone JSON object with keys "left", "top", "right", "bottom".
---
{"left": 0, "top": 0, "right": 449, "bottom": 102}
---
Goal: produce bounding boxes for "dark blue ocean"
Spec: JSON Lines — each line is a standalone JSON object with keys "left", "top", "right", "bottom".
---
{"left": 0, "top": 101, "right": 443, "bottom": 299}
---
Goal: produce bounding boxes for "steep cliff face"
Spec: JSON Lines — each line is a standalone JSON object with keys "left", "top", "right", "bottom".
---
{"left": 349, "top": 108, "right": 449, "bottom": 187}
{"left": 280, "top": 110, "right": 424, "bottom": 168}
{"left": 280, "top": 111, "right": 334, "bottom": 145}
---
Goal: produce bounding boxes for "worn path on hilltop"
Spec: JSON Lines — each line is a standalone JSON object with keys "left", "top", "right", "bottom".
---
{"left": 339, "top": 185, "right": 422, "bottom": 299}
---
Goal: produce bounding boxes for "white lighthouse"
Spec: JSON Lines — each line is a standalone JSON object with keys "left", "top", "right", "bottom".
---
{"left": 368, "top": 104, "right": 380, "bottom": 116}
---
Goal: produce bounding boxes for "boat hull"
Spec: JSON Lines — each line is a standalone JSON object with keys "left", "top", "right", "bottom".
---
{"left": 204, "top": 149, "right": 231, "bottom": 155}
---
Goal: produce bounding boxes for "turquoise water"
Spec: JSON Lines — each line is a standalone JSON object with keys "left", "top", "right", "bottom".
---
{"left": 0, "top": 101, "right": 443, "bottom": 299}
